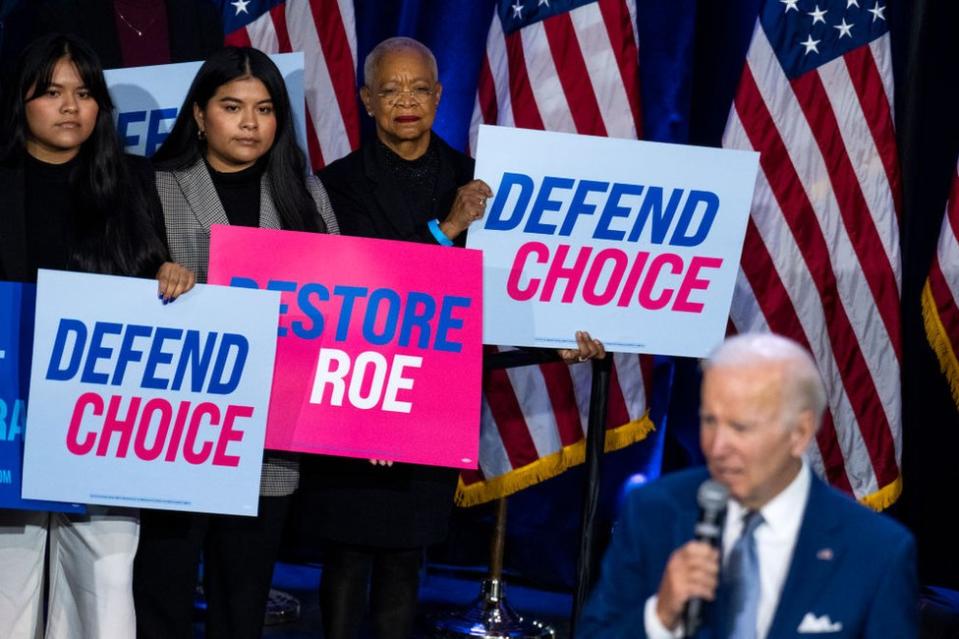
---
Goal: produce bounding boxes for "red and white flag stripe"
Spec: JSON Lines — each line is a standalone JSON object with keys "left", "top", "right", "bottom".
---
{"left": 225, "top": 0, "right": 360, "bottom": 170}
{"left": 723, "top": 23, "right": 902, "bottom": 507}
{"left": 923, "top": 159, "right": 959, "bottom": 411}
{"left": 468, "top": 0, "right": 641, "bottom": 148}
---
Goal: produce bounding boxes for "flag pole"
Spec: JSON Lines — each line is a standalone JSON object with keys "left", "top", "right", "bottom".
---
{"left": 431, "top": 494, "right": 556, "bottom": 639}
{"left": 571, "top": 356, "right": 612, "bottom": 631}
{"left": 432, "top": 350, "right": 562, "bottom": 639}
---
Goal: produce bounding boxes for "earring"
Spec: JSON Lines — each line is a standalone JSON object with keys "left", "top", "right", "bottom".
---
{"left": 197, "top": 129, "right": 206, "bottom": 140}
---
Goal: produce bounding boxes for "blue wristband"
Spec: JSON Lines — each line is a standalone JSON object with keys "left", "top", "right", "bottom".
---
{"left": 427, "top": 219, "right": 454, "bottom": 246}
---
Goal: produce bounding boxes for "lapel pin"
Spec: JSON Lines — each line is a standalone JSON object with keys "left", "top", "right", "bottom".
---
{"left": 816, "top": 548, "right": 834, "bottom": 560}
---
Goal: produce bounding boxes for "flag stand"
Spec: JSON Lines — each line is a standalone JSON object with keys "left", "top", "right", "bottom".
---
{"left": 432, "top": 354, "right": 612, "bottom": 638}
{"left": 432, "top": 497, "right": 555, "bottom": 639}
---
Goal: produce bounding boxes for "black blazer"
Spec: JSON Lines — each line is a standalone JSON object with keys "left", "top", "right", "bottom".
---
{"left": 0, "top": 154, "right": 167, "bottom": 283}
{"left": 305, "top": 133, "right": 474, "bottom": 548}
{"left": 319, "top": 132, "right": 475, "bottom": 245}
{"left": 32, "top": 0, "right": 223, "bottom": 69}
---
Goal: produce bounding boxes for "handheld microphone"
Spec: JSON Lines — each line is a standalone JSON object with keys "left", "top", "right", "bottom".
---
{"left": 682, "top": 479, "right": 728, "bottom": 638}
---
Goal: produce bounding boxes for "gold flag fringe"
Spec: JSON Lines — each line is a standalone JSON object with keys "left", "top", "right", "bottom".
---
{"left": 922, "top": 280, "right": 959, "bottom": 410}
{"left": 859, "top": 475, "right": 901, "bottom": 512}
{"left": 455, "top": 415, "right": 655, "bottom": 507}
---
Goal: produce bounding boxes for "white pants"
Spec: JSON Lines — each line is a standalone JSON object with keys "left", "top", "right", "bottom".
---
{"left": 0, "top": 508, "right": 139, "bottom": 639}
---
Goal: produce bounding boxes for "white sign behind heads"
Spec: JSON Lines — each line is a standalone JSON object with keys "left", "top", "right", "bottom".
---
{"left": 105, "top": 52, "right": 306, "bottom": 158}
{"left": 468, "top": 125, "right": 760, "bottom": 357}
{"left": 22, "top": 270, "right": 281, "bottom": 516}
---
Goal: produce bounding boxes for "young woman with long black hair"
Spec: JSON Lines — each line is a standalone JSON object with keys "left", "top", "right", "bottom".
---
{"left": 132, "top": 46, "right": 339, "bottom": 639}
{"left": 0, "top": 33, "right": 194, "bottom": 639}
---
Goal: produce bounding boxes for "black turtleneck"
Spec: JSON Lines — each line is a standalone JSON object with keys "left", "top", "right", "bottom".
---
{"left": 23, "top": 152, "right": 79, "bottom": 276}
{"left": 207, "top": 159, "right": 264, "bottom": 228}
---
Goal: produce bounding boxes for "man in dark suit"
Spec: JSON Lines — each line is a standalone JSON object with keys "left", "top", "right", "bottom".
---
{"left": 577, "top": 333, "right": 918, "bottom": 639}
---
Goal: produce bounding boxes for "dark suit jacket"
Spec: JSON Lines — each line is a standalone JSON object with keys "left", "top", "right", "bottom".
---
{"left": 577, "top": 467, "right": 918, "bottom": 639}
{"left": 32, "top": 0, "right": 222, "bottom": 69}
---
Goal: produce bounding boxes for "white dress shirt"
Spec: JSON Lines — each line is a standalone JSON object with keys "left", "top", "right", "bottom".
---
{"left": 644, "top": 463, "right": 811, "bottom": 639}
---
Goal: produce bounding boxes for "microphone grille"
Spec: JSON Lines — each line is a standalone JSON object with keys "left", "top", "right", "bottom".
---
{"left": 697, "top": 479, "right": 729, "bottom": 512}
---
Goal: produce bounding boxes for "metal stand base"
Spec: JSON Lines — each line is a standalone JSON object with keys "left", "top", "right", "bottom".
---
{"left": 432, "top": 578, "right": 555, "bottom": 639}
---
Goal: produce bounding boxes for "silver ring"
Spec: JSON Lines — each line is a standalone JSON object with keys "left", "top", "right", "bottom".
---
{"left": 577, "top": 355, "right": 588, "bottom": 362}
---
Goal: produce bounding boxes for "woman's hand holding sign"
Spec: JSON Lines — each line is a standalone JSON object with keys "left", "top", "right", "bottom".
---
{"left": 439, "top": 179, "right": 493, "bottom": 240}
{"left": 558, "top": 330, "right": 606, "bottom": 364}
{"left": 156, "top": 262, "right": 197, "bottom": 304}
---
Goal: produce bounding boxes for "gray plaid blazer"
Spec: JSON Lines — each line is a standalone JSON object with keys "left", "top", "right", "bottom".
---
{"left": 156, "top": 158, "right": 339, "bottom": 496}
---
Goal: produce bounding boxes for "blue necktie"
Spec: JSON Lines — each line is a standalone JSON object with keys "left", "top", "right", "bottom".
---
{"left": 724, "top": 510, "right": 764, "bottom": 639}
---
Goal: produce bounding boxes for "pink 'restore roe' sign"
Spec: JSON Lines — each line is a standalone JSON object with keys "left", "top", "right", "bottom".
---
{"left": 208, "top": 226, "right": 483, "bottom": 469}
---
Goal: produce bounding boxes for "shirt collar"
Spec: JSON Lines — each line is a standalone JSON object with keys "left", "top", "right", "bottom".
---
{"left": 726, "top": 461, "right": 810, "bottom": 540}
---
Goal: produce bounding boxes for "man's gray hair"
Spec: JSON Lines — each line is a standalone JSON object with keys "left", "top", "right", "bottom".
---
{"left": 363, "top": 36, "right": 438, "bottom": 86}
{"left": 703, "top": 333, "right": 827, "bottom": 428}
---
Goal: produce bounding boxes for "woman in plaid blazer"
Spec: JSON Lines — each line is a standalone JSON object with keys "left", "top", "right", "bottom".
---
{"left": 132, "top": 47, "right": 338, "bottom": 639}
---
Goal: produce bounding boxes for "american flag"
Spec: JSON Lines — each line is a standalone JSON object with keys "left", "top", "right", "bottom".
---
{"left": 457, "top": 0, "right": 654, "bottom": 506}
{"left": 722, "top": 0, "right": 902, "bottom": 507}
{"left": 923, "top": 158, "right": 959, "bottom": 412}
{"left": 222, "top": 0, "right": 360, "bottom": 170}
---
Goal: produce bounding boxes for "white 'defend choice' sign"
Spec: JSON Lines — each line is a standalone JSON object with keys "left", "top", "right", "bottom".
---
{"left": 21, "top": 271, "right": 280, "bottom": 516}
{"left": 105, "top": 52, "right": 307, "bottom": 158}
{"left": 468, "top": 125, "right": 760, "bottom": 357}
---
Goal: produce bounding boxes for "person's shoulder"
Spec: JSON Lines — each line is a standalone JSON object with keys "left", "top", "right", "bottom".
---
{"left": 0, "top": 160, "right": 18, "bottom": 180}
{"left": 151, "top": 156, "right": 201, "bottom": 180}
{"left": 433, "top": 134, "right": 475, "bottom": 177}
{"left": 303, "top": 173, "right": 331, "bottom": 203}
{"left": 151, "top": 157, "right": 196, "bottom": 199}
{"left": 122, "top": 154, "right": 162, "bottom": 196}
{"left": 815, "top": 478, "right": 914, "bottom": 548}
{"left": 622, "top": 467, "right": 709, "bottom": 513}
{"left": 122, "top": 153, "right": 153, "bottom": 175}
{"left": 318, "top": 147, "right": 364, "bottom": 184}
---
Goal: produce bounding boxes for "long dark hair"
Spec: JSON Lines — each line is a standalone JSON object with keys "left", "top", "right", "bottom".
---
{"left": 152, "top": 47, "right": 319, "bottom": 232}
{"left": 0, "top": 33, "right": 168, "bottom": 277}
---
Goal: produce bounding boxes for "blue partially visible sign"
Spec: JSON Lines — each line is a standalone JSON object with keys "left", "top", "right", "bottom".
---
{"left": 0, "top": 281, "right": 83, "bottom": 512}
